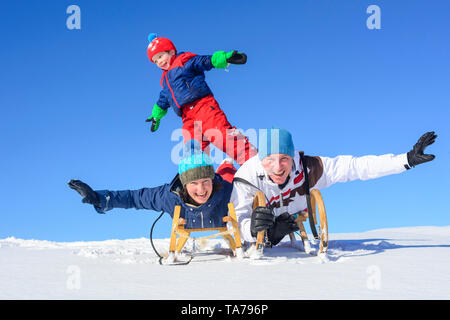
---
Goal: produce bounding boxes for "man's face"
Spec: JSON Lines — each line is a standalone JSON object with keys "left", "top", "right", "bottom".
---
{"left": 152, "top": 50, "right": 175, "bottom": 70}
{"left": 185, "top": 178, "right": 213, "bottom": 205}
{"left": 261, "top": 154, "right": 293, "bottom": 185}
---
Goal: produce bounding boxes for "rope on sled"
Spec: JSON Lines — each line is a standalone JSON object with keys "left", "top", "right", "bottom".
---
{"left": 149, "top": 211, "right": 194, "bottom": 266}
{"left": 149, "top": 211, "right": 165, "bottom": 260}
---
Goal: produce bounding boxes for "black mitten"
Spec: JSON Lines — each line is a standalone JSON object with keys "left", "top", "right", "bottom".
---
{"left": 267, "top": 213, "right": 299, "bottom": 246}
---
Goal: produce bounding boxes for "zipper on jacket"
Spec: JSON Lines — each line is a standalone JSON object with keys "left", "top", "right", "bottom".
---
{"left": 105, "top": 195, "right": 110, "bottom": 211}
{"left": 200, "top": 211, "right": 204, "bottom": 228}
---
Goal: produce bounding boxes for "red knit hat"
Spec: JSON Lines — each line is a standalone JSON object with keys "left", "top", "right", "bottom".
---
{"left": 147, "top": 33, "right": 177, "bottom": 63}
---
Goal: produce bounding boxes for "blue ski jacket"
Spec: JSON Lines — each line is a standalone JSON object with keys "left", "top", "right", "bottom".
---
{"left": 156, "top": 52, "right": 214, "bottom": 117}
{"left": 93, "top": 173, "right": 232, "bottom": 229}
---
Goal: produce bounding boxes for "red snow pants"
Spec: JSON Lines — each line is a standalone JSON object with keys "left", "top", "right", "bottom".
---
{"left": 181, "top": 95, "right": 257, "bottom": 166}
{"left": 216, "top": 160, "right": 237, "bottom": 184}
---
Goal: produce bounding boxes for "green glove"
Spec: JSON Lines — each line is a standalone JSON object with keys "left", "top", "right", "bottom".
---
{"left": 211, "top": 50, "right": 247, "bottom": 69}
{"left": 146, "top": 104, "right": 168, "bottom": 132}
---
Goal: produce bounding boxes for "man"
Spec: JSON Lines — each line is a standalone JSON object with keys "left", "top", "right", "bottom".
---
{"left": 230, "top": 129, "right": 437, "bottom": 254}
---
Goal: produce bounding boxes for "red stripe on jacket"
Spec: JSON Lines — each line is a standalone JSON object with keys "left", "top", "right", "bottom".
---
{"left": 160, "top": 52, "right": 198, "bottom": 109}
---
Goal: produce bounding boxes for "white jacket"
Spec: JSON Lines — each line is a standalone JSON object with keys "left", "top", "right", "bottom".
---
{"left": 230, "top": 152, "right": 409, "bottom": 243}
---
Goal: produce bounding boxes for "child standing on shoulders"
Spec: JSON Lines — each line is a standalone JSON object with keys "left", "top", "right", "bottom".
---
{"left": 145, "top": 33, "right": 257, "bottom": 166}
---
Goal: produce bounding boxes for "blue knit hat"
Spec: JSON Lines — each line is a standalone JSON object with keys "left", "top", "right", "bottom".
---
{"left": 258, "top": 128, "right": 295, "bottom": 159}
{"left": 178, "top": 140, "right": 215, "bottom": 185}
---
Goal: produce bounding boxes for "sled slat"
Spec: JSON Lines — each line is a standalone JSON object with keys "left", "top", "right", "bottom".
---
{"left": 169, "top": 205, "right": 182, "bottom": 253}
{"left": 228, "top": 203, "right": 242, "bottom": 248}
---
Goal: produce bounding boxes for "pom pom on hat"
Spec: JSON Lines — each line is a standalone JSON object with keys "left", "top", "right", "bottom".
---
{"left": 147, "top": 33, "right": 177, "bottom": 62}
{"left": 178, "top": 140, "right": 215, "bottom": 186}
{"left": 148, "top": 33, "right": 158, "bottom": 43}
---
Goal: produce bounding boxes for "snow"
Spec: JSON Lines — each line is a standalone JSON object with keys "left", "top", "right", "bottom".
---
{"left": 1, "top": 226, "right": 450, "bottom": 299}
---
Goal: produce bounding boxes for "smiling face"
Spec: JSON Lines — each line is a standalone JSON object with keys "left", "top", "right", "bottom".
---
{"left": 151, "top": 50, "right": 175, "bottom": 70}
{"left": 184, "top": 178, "right": 213, "bottom": 205}
{"left": 261, "top": 154, "right": 293, "bottom": 185}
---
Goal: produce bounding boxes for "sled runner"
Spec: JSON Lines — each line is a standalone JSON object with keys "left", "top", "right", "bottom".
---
{"left": 253, "top": 189, "right": 328, "bottom": 256}
{"left": 309, "top": 189, "right": 329, "bottom": 254}
{"left": 163, "top": 202, "right": 244, "bottom": 265}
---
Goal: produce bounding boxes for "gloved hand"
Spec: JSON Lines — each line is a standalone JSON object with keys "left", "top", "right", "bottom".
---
{"left": 267, "top": 213, "right": 300, "bottom": 246}
{"left": 226, "top": 51, "right": 247, "bottom": 65}
{"left": 146, "top": 104, "right": 168, "bottom": 132}
{"left": 211, "top": 50, "right": 247, "bottom": 69}
{"left": 68, "top": 179, "right": 100, "bottom": 207}
{"left": 406, "top": 131, "right": 437, "bottom": 169}
{"left": 250, "top": 206, "right": 275, "bottom": 237}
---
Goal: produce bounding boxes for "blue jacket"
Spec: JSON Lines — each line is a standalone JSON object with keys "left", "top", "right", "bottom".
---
{"left": 93, "top": 173, "right": 233, "bottom": 229}
{"left": 156, "top": 52, "right": 214, "bottom": 117}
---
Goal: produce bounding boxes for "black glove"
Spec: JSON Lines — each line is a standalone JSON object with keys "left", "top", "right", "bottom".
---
{"left": 226, "top": 51, "right": 247, "bottom": 65}
{"left": 406, "top": 131, "right": 437, "bottom": 169}
{"left": 68, "top": 179, "right": 101, "bottom": 207}
{"left": 250, "top": 206, "right": 274, "bottom": 237}
{"left": 267, "top": 213, "right": 300, "bottom": 246}
{"left": 145, "top": 117, "right": 159, "bottom": 132}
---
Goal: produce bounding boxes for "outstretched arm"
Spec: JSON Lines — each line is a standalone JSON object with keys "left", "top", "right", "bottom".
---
{"left": 68, "top": 179, "right": 170, "bottom": 214}
{"left": 313, "top": 131, "right": 437, "bottom": 189}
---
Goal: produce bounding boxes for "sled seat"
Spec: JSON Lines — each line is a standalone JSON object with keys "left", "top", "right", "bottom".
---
{"left": 168, "top": 203, "right": 243, "bottom": 257}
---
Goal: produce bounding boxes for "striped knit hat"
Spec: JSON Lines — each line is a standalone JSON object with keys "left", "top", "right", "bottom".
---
{"left": 178, "top": 140, "right": 215, "bottom": 186}
{"left": 258, "top": 127, "right": 295, "bottom": 159}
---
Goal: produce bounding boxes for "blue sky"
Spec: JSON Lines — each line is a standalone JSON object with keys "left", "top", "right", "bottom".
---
{"left": 1, "top": 0, "right": 449, "bottom": 241}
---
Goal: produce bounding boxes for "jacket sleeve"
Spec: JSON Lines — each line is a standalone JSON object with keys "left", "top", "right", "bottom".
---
{"left": 186, "top": 54, "right": 214, "bottom": 74}
{"left": 230, "top": 181, "right": 256, "bottom": 243}
{"left": 156, "top": 88, "right": 170, "bottom": 111}
{"left": 313, "top": 153, "right": 409, "bottom": 190}
{"left": 230, "top": 160, "right": 262, "bottom": 243}
{"left": 93, "top": 184, "right": 171, "bottom": 214}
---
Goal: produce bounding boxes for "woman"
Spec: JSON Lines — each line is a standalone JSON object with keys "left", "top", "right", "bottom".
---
{"left": 68, "top": 140, "right": 236, "bottom": 230}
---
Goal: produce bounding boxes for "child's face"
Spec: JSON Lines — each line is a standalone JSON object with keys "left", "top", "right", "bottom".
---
{"left": 152, "top": 50, "right": 175, "bottom": 70}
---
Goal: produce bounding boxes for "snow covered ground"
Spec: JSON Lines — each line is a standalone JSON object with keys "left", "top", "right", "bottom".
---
{"left": 1, "top": 226, "right": 449, "bottom": 300}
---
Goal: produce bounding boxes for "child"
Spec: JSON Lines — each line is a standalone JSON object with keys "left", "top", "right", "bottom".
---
{"left": 145, "top": 33, "right": 257, "bottom": 166}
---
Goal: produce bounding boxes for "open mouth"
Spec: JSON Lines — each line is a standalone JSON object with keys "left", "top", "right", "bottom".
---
{"left": 195, "top": 192, "right": 208, "bottom": 199}
{"left": 272, "top": 170, "right": 285, "bottom": 177}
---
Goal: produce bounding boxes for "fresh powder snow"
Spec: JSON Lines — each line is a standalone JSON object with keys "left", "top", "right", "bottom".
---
{"left": 1, "top": 226, "right": 449, "bottom": 299}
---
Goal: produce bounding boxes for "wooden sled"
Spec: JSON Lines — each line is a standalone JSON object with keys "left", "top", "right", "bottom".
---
{"left": 165, "top": 202, "right": 243, "bottom": 264}
{"left": 253, "top": 189, "right": 328, "bottom": 255}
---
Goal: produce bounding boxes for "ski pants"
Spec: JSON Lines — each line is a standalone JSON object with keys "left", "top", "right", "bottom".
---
{"left": 181, "top": 95, "right": 257, "bottom": 166}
